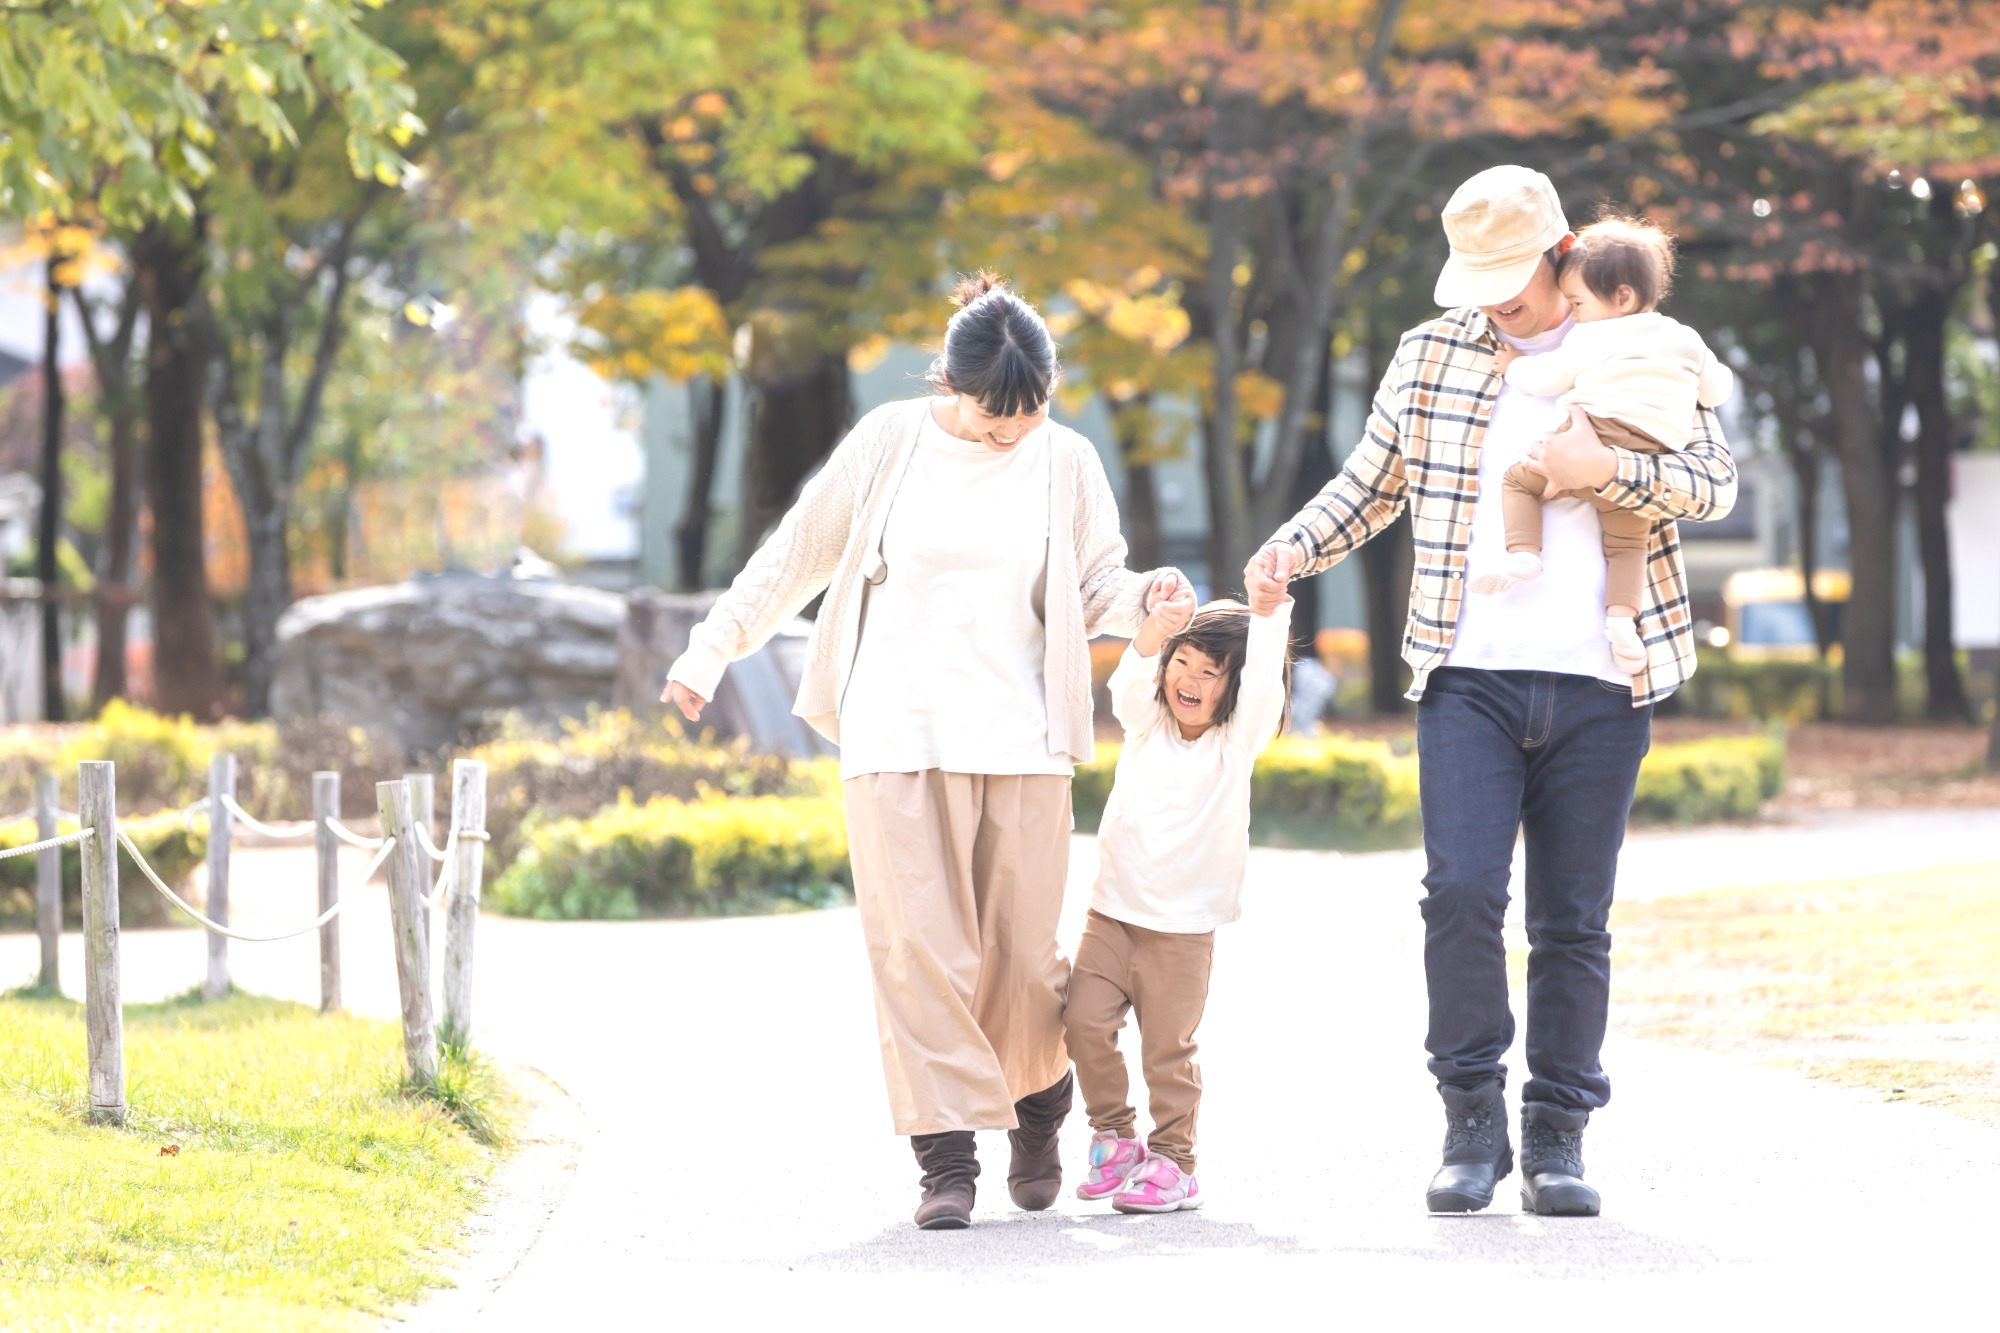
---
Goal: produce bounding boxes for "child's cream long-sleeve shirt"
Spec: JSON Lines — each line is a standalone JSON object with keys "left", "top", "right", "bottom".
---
{"left": 1503, "top": 311, "right": 1734, "bottom": 450}
{"left": 1090, "top": 601, "right": 1292, "bottom": 935}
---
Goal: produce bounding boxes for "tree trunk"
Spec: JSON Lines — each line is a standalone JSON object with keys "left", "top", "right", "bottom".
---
{"left": 1111, "top": 396, "right": 1164, "bottom": 573}
{"left": 74, "top": 282, "right": 145, "bottom": 710}
{"left": 738, "top": 347, "right": 849, "bottom": 570}
{"left": 329, "top": 428, "right": 362, "bottom": 582}
{"left": 676, "top": 375, "right": 725, "bottom": 590}
{"left": 135, "top": 220, "right": 222, "bottom": 719}
{"left": 1903, "top": 281, "right": 1970, "bottom": 720}
{"left": 37, "top": 256, "right": 66, "bottom": 723}
{"left": 1794, "top": 274, "right": 1896, "bottom": 724}
{"left": 1202, "top": 161, "right": 1256, "bottom": 592}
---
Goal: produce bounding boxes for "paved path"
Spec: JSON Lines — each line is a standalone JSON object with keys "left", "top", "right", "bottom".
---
{"left": 6, "top": 808, "right": 1997, "bottom": 1328}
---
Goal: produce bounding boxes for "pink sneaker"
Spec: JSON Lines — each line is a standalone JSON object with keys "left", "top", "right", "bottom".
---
{"left": 1111, "top": 1152, "right": 1202, "bottom": 1213}
{"left": 1075, "top": 1132, "right": 1144, "bottom": 1201}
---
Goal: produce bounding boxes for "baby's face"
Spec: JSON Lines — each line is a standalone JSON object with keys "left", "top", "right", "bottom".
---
{"left": 1163, "top": 644, "right": 1227, "bottom": 735}
{"left": 1559, "top": 267, "right": 1643, "bottom": 323}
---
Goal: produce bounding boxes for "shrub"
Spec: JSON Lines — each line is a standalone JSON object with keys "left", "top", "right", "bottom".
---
{"left": 1661, "top": 649, "right": 1833, "bottom": 723}
{"left": 0, "top": 815, "right": 204, "bottom": 930}
{"left": 1072, "top": 732, "right": 1422, "bottom": 847}
{"left": 490, "top": 792, "right": 851, "bottom": 920}
{"left": 2, "top": 702, "right": 401, "bottom": 822}
{"left": 1630, "top": 732, "right": 1786, "bottom": 824}
{"left": 463, "top": 709, "right": 825, "bottom": 870}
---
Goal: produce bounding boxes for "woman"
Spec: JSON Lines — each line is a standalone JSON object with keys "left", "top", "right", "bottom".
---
{"left": 663, "top": 272, "right": 1187, "bottom": 1229}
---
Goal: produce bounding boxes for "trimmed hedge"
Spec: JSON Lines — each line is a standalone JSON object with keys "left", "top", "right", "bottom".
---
{"left": 460, "top": 709, "right": 832, "bottom": 871}
{"left": 489, "top": 792, "right": 851, "bottom": 921}
{"left": 1630, "top": 732, "right": 1786, "bottom": 825}
{"left": 1073, "top": 733, "right": 1422, "bottom": 846}
{"left": 1075, "top": 728, "right": 1784, "bottom": 842}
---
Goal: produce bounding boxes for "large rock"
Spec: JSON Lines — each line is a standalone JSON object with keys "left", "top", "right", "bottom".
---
{"left": 612, "top": 588, "right": 834, "bottom": 759}
{"left": 272, "top": 575, "right": 627, "bottom": 751}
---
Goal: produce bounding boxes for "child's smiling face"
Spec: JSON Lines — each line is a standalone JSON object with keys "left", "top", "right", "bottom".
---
{"left": 1163, "top": 643, "right": 1227, "bottom": 738}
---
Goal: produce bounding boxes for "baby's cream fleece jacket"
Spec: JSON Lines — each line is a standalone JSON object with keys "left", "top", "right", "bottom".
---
{"left": 1504, "top": 311, "right": 1734, "bottom": 450}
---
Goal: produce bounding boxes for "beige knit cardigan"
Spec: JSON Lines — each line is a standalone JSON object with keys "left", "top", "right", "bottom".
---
{"left": 665, "top": 397, "right": 1173, "bottom": 765}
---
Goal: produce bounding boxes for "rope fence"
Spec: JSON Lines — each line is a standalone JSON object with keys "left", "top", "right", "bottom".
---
{"left": 13, "top": 757, "right": 490, "bottom": 1123}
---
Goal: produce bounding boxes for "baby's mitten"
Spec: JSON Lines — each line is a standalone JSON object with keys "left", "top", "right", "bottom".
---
{"left": 1605, "top": 617, "right": 1647, "bottom": 674}
{"left": 1469, "top": 549, "right": 1543, "bottom": 597}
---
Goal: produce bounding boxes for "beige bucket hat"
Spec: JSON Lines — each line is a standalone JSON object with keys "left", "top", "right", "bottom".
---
{"left": 1433, "top": 166, "right": 1572, "bottom": 308}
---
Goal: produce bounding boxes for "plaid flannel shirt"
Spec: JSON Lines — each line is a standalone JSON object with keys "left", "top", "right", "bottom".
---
{"left": 1271, "top": 306, "right": 1738, "bottom": 707}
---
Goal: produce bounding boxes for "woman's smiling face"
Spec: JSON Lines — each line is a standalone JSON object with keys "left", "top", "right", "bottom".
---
{"left": 951, "top": 395, "right": 1048, "bottom": 452}
{"left": 1162, "top": 642, "right": 1227, "bottom": 738}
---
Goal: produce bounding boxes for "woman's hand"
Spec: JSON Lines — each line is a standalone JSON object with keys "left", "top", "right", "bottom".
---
{"left": 1529, "top": 405, "right": 1619, "bottom": 494}
{"left": 661, "top": 679, "right": 708, "bottom": 722}
{"left": 1244, "top": 543, "right": 1297, "bottom": 616}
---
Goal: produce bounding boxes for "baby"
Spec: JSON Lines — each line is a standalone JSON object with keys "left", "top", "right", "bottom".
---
{"left": 1475, "top": 215, "right": 1734, "bottom": 675}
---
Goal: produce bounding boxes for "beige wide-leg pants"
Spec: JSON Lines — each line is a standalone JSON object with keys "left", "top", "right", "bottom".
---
{"left": 843, "top": 771, "right": 1074, "bottom": 1136}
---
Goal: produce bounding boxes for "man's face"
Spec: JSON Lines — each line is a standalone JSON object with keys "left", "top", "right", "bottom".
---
{"left": 1479, "top": 256, "right": 1571, "bottom": 340}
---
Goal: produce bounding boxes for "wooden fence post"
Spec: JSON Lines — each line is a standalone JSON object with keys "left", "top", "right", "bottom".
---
{"left": 204, "top": 752, "right": 235, "bottom": 1000}
{"left": 35, "top": 770, "right": 59, "bottom": 992}
{"left": 406, "top": 770, "right": 435, "bottom": 969}
{"left": 79, "top": 761, "right": 124, "bottom": 1125}
{"left": 439, "top": 760, "right": 487, "bottom": 1052}
{"left": 313, "top": 771, "right": 341, "bottom": 1014}
{"left": 377, "top": 779, "right": 436, "bottom": 1087}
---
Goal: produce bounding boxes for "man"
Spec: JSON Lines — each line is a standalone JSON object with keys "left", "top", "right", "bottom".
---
{"left": 1245, "top": 166, "right": 1736, "bottom": 1216}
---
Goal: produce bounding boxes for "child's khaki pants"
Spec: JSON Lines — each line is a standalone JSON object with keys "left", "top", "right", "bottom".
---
{"left": 1500, "top": 413, "right": 1665, "bottom": 613}
{"left": 1064, "top": 909, "right": 1215, "bottom": 1173}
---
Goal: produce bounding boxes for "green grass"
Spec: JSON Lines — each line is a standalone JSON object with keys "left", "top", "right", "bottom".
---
{"left": 1602, "top": 860, "right": 2000, "bottom": 1124}
{"left": 0, "top": 990, "right": 491, "bottom": 1331}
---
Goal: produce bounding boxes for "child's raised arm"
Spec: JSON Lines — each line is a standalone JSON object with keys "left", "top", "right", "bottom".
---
{"left": 1503, "top": 339, "right": 1586, "bottom": 399}
{"left": 1112, "top": 574, "right": 1194, "bottom": 735}
{"left": 1227, "top": 598, "right": 1295, "bottom": 755}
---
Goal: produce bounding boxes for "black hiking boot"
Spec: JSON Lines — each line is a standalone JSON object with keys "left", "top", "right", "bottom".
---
{"left": 1520, "top": 1102, "right": 1600, "bottom": 1216}
{"left": 1425, "top": 1079, "right": 1513, "bottom": 1213}
{"left": 911, "top": 1130, "right": 979, "bottom": 1230}
{"left": 1007, "top": 1071, "right": 1073, "bottom": 1211}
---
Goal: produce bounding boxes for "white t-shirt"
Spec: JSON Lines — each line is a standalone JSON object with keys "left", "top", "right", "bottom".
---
{"left": 1445, "top": 320, "right": 1626, "bottom": 686}
{"left": 837, "top": 404, "right": 1071, "bottom": 780}
{"left": 1091, "top": 601, "right": 1293, "bottom": 934}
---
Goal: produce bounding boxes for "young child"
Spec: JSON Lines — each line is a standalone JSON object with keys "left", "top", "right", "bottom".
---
{"left": 1473, "top": 214, "right": 1735, "bottom": 675}
{"left": 1065, "top": 575, "right": 1292, "bottom": 1213}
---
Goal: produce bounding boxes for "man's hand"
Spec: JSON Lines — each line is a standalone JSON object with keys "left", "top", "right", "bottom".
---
{"left": 661, "top": 679, "right": 707, "bottom": 722}
{"left": 1244, "top": 543, "right": 1297, "bottom": 616}
{"left": 1530, "top": 405, "right": 1619, "bottom": 494}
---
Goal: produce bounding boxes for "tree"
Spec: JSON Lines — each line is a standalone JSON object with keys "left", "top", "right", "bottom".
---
{"left": 3, "top": 1, "right": 424, "bottom": 716}
{"left": 440, "top": 0, "right": 984, "bottom": 583}
{"left": 998, "top": 0, "right": 1674, "bottom": 584}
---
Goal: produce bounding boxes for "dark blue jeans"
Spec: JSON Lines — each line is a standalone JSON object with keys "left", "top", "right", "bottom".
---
{"left": 1415, "top": 667, "right": 1652, "bottom": 1110}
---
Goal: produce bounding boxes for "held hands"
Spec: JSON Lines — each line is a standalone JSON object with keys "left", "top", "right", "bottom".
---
{"left": 1244, "top": 544, "right": 1297, "bottom": 616}
{"left": 1133, "top": 571, "right": 1196, "bottom": 657}
{"left": 1529, "top": 406, "right": 1619, "bottom": 495}
{"left": 1146, "top": 572, "right": 1197, "bottom": 636}
{"left": 661, "top": 679, "right": 707, "bottom": 722}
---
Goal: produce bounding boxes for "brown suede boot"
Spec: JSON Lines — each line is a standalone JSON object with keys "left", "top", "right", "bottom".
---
{"left": 1007, "top": 1071, "right": 1074, "bottom": 1211}
{"left": 911, "top": 1131, "right": 978, "bottom": 1230}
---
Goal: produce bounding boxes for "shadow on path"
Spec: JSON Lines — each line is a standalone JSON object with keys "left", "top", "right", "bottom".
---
{"left": 799, "top": 1210, "right": 1722, "bottom": 1281}
{"left": 800, "top": 1211, "right": 1308, "bottom": 1276}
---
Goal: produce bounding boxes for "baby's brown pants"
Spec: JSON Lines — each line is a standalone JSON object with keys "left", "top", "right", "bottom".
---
{"left": 1500, "top": 413, "right": 1666, "bottom": 613}
{"left": 1064, "top": 909, "right": 1215, "bottom": 1173}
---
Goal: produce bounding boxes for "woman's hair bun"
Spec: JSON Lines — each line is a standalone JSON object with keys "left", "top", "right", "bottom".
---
{"left": 950, "top": 269, "right": 1008, "bottom": 310}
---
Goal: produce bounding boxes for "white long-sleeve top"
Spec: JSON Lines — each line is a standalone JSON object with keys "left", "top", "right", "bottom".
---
{"left": 1091, "top": 601, "right": 1293, "bottom": 934}
{"left": 1503, "top": 311, "right": 1734, "bottom": 450}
